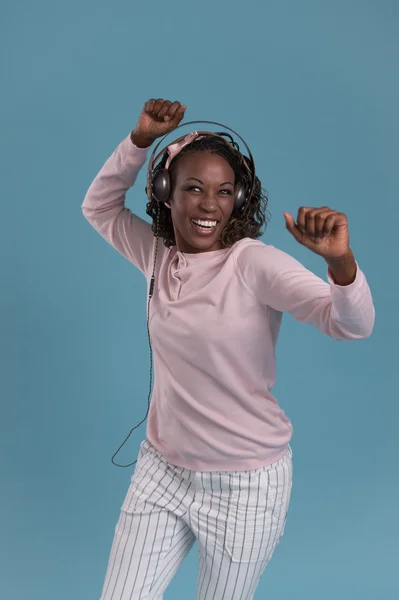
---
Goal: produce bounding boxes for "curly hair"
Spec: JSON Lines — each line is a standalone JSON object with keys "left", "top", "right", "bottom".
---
{"left": 145, "top": 133, "right": 270, "bottom": 248}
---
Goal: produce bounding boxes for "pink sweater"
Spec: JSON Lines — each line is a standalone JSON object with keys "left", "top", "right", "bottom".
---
{"left": 82, "top": 133, "right": 375, "bottom": 471}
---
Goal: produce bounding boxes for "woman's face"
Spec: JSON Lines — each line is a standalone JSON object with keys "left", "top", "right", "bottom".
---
{"left": 166, "top": 150, "right": 236, "bottom": 253}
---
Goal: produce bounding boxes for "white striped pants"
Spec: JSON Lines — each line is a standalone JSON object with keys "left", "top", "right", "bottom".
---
{"left": 100, "top": 439, "right": 293, "bottom": 600}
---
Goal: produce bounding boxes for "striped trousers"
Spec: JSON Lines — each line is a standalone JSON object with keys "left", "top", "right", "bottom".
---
{"left": 100, "top": 439, "right": 293, "bottom": 600}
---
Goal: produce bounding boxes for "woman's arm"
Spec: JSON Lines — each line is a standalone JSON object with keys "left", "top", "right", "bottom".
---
{"left": 81, "top": 99, "right": 187, "bottom": 277}
{"left": 81, "top": 135, "right": 155, "bottom": 277}
{"left": 236, "top": 242, "right": 375, "bottom": 340}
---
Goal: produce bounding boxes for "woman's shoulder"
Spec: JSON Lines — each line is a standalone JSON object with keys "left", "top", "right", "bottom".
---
{"left": 233, "top": 237, "right": 291, "bottom": 261}
{"left": 232, "top": 237, "right": 303, "bottom": 279}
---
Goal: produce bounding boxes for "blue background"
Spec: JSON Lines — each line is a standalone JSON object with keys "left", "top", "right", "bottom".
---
{"left": 1, "top": 0, "right": 398, "bottom": 598}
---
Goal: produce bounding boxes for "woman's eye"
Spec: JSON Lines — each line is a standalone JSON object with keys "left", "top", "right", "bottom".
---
{"left": 185, "top": 186, "right": 232, "bottom": 195}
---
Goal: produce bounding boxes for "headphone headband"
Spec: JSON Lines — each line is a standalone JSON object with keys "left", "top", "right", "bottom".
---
{"left": 146, "top": 120, "right": 256, "bottom": 204}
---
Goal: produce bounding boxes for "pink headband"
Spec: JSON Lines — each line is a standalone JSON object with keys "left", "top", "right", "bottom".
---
{"left": 165, "top": 131, "right": 200, "bottom": 168}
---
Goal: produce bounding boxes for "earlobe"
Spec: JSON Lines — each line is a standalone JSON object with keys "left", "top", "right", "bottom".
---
{"left": 165, "top": 202, "right": 171, "bottom": 209}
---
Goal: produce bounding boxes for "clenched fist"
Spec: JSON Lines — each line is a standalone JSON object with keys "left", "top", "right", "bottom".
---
{"left": 284, "top": 206, "right": 351, "bottom": 261}
{"left": 131, "top": 99, "right": 186, "bottom": 148}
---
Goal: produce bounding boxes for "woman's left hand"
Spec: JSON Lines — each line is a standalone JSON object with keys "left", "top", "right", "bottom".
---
{"left": 283, "top": 206, "right": 351, "bottom": 261}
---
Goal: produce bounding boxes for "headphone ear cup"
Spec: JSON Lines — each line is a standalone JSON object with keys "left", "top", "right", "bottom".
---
{"left": 152, "top": 169, "right": 171, "bottom": 204}
{"left": 234, "top": 183, "right": 247, "bottom": 210}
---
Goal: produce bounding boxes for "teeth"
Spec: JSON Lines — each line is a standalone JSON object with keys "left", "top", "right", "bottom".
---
{"left": 192, "top": 219, "right": 217, "bottom": 228}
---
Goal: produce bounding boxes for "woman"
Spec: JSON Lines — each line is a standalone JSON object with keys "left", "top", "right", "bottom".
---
{"left": 82, "top": 99, "right": 375, "bottom": 600}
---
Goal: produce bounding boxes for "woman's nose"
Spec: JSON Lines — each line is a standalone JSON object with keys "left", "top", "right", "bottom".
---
{"left": 200, "top": 191, "right": 218, "bottom": 210}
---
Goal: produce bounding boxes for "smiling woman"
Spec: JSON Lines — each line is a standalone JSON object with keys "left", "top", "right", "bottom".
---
{"left": 81, "top": 97, "right": 375, "bottom": 600}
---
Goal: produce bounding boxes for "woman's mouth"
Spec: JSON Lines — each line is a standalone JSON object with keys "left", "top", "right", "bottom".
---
{"left": 191, "top": 219, "right": 218, "bottom": 235}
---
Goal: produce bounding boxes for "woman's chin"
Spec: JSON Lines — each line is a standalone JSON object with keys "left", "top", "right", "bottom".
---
{"left": 180, "top": 231, "right": 222, "bottom": 253}
{"left": 175, "top": 223, "right": 217, "bottom": 250}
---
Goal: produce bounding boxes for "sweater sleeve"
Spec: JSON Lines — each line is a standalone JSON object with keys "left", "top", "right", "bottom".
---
{"left": 81, "top": 133, "right": 155, "bottom": 277}
{"left": 235, "top": 242, "right": 375, "bottom": 340}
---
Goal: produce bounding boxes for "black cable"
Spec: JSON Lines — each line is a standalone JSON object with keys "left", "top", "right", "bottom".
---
{"left": 111, "top": 205, "right": 160, "bottom": 467}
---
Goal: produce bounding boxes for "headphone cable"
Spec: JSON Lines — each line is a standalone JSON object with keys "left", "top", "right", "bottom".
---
{"left": 111, "top": 206, "right": 160, "bottom": 467}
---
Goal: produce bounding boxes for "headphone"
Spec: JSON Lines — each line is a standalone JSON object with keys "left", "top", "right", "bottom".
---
{"left": 111, "top": 121, "right": 256, "bottom": 468}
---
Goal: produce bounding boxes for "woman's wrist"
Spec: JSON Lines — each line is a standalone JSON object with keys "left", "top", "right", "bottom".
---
{"left": 326, "top": 250, "right": 357, "bottom": 286}
{"left": 130, "top": 129, "right": 156, "bottom": 149}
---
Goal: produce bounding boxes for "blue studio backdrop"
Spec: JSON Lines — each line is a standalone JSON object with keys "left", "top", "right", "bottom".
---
{"left": 1, "top": 1, "right": 398, "bottom": 599}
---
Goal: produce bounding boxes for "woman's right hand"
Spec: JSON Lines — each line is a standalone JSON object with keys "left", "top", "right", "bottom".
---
{"left": 131, "top": 99, "right": 186, "bottom": 148}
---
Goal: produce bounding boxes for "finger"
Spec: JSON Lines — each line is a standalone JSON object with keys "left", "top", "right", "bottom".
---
{"left": 315, "top": 210, "right": 332, "bottom": 238}
{"left": 284, "top": 212, "right": 304, "bottom": 243}
{"left": 158, "top": 100, "right": 172, "bottom": 120}
{"left": 298, "top": 206, "right": 329, "bottom": 238}
{"left": 297, "top": 206, "right": 312, "bottom": 232}
{"left": 172, "top": 104, "right": 186, "bottom": 123}
{"left": 165, "top": 101, "right": 185, "bottom": 122}
{"left": 324, "top": 211, "right": 347, "bottom": 237}
{"left": 304, "top": 208, "right": 319, "bottom": 237}
{"left": 152, "top": 98, "right": 165, "bottom": 117}
{"left": 145, "top": 99, "right": 155, "bottom": 114}
{"left": 164, "top": 101, "right": 181, "bottom": 121}
{"left": 321, "top": 210, "right": 339, "bottom": 236}
{"left": 167, "top": 105, "right": 186, "bottom": 126}
{"left": 323, "top": 214, "right": 336, "bottom": 237}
